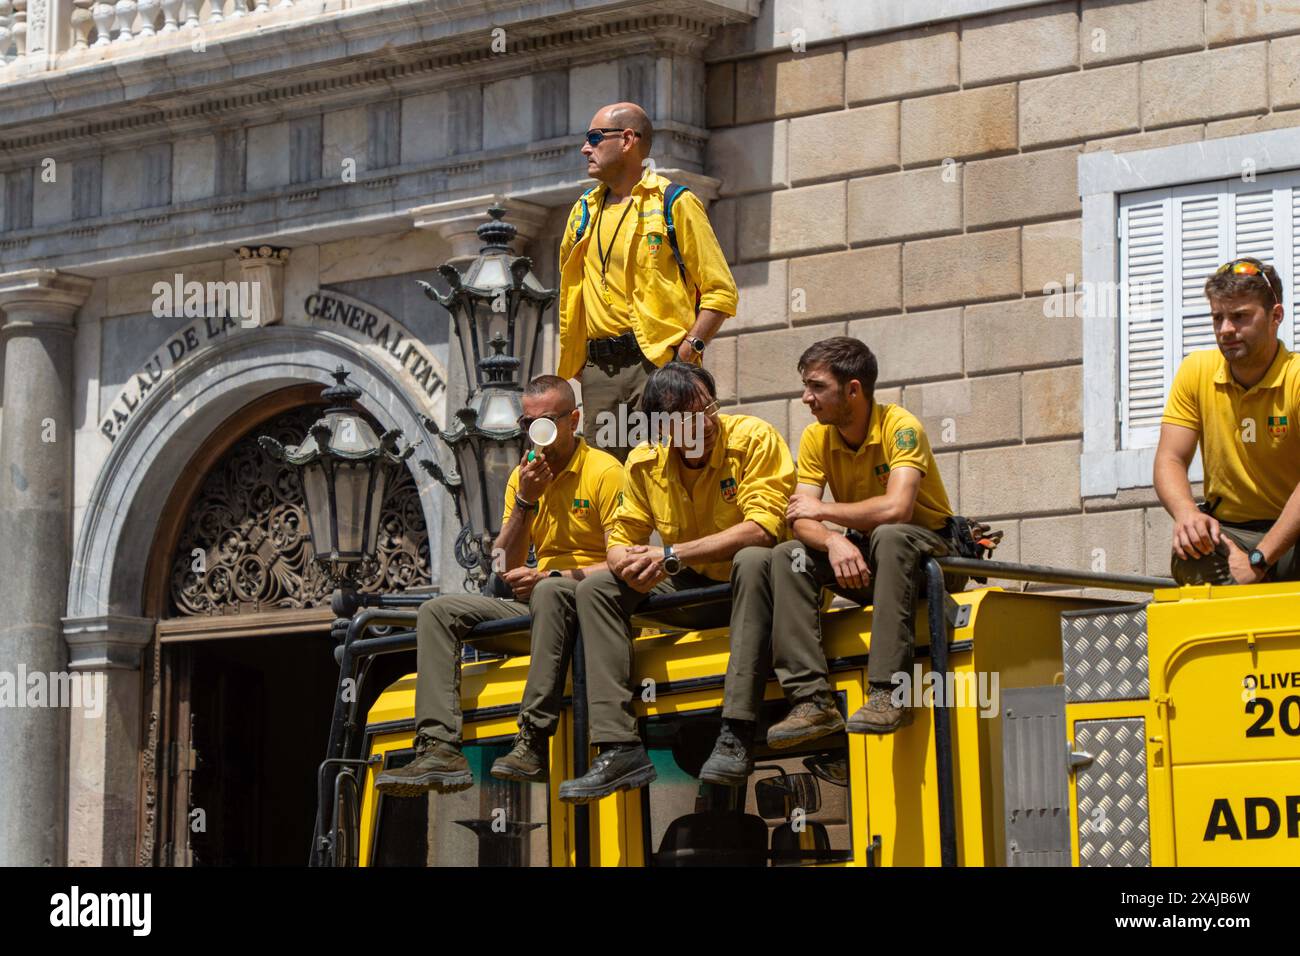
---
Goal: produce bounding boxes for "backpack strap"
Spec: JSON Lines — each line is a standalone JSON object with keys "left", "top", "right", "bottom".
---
{"left": 572, "top": 186, "right": 598, "bottom": 242}
{"left": 663, "top": 183, "right": 691, "bottom": 283}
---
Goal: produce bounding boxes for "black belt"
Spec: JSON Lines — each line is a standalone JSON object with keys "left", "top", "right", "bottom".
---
{"left": 1219, "top": 519, "right": 1275, "bottom": 533}
{"left": 587, "top": 331, "right": 641, "bottom": 363}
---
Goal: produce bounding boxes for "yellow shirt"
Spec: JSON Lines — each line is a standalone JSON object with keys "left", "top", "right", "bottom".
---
{"left": 1161, "top": 342, "right": 1300, "bottom": 524}
{"left": 557, "top": 169, "right": 739, "bottom": 380}
{"left": 797, "top": 403, "right": 954, "bottom": 532}
{"left": 608, "top": 414, "right": 796, "bottom": 581}
{"left": 501, "top": 439, "right": 624, "bottom": 572}
{"left": 581, "top": 196, "right": 637, "bottom": 339}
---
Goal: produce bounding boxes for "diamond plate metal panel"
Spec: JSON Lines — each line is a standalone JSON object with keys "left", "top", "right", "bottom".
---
{"left": 1003, "top": 686, "right": 1070, "bottom": 867}
{"left": 1061, "top": 604, "right": 1149, "bottom": 703}
{"left": 1074, "top": 718, "right": 1150, "bottom": 867}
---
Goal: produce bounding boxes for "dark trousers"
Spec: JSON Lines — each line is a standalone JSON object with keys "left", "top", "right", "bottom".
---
{"left": 579, "top": 350, "right": 656, "bottom": 464}
{"left": 414, "top": 576, "right": 580, "bottom": 745}
{"left": 1170, "top": 525, "right": 1300, "bottom": 585}
{"left": 769, "top": 526, "right": 966, "bottom": 692}
{"left": 577, "top": 549, "right": 773, "bottom": 744}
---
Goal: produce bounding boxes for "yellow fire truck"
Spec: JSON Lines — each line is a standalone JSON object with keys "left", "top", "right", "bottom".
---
{"left": 311, "top": 556, "right": 1300, "bottom": 867}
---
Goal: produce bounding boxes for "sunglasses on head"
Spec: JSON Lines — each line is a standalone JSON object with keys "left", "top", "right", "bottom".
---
{"left": 1215, "top": 257, "right": 1280, "bottom": 305}
{"left": 584, "top": 128, "right": 642, "bottom": 148}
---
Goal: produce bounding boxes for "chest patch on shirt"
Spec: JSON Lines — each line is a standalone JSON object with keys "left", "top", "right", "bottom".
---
{"left": 720, "top": 477, "right": 737, "bottom": 502}
{"left": 874, "top": 463, "right": 891, "bottom": 487}
{"left": 646, "top": 233, "right": 663, "bottom": 254}
{"left": 894, "top": 427, "right": 918, "bottom": 451}
{"left": 572, "top": 498, "right": 591, "bottom": 517}
{"left": 1269, "top": 415, "right": 1289, "bottom": 438}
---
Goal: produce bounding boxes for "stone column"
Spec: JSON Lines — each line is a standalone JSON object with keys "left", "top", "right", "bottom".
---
{"left": 0, "top": 269, "right": 93, "bottom": 866}
{"left": 62, "top": 614, "right": 154, "bottom": 866}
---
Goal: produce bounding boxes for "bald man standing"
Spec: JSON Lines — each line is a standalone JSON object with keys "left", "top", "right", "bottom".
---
{"left": 558, "top": 102, "right": 738, "bottom": 462}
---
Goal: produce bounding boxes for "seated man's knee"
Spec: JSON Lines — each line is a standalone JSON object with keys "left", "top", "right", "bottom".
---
{"left": 576, "top": 567, "right": 620, "bottom": 602}
{"left": 529, "top": 574, "right": 568, "bottom": 606}
{"left": 731, "top": 545, "right": 773, "bottom": 577}
{"left": 418, "top": 595, "right": 453, "bottom": 625}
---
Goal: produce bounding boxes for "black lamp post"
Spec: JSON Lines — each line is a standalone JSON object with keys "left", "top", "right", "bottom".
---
{"left": 418, "top": 205, "right": 557, "bottom": 591}
{"left": 259, "top": 366, "right": 414, "bottom": 617}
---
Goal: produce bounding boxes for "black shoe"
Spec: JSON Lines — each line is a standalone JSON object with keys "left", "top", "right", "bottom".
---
{"left": 698, "top": 720, "right": 755, "bottom": 787}
{"left": 558, "top": 743, "right": 657, "bottom": 804}
{"left": 491, "top": 722, "right": 549, "bottom": 783}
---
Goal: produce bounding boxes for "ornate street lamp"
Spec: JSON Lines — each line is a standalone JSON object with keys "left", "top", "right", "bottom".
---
{"left": 420, "top": 334, "right": 524, "bottom": 590}
{"left": 418, "top": 203, "right": 556, "bottom": 395}
{"left": 258, "top": 366, "right": 414, "bottom": 598}
{"left": 418, "top": 204, "right": 557, "bottom": 592}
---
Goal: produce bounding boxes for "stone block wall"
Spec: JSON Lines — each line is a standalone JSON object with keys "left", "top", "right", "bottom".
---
{"left": 702, "top": 0, "right": 1296, "bottom": 579}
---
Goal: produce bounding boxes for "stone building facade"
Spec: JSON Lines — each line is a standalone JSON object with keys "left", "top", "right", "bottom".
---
{"left": 1, "top": 0, "right": 1298, "bottom": 865}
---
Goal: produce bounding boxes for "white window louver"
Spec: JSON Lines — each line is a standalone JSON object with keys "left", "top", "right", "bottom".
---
{"left": 1117, "top": 171, "right": 1300, "bottom": 450}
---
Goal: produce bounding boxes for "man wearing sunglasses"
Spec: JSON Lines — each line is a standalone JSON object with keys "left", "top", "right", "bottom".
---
{"left": 1155, "top": 257, "right": 1300, "bottom": 585}
{"left": 556, "top": 362, "right": 795, "bottom": 803}
{"left": 375, "top": 376, "right": 624, "bottom": 797}
{"left": 558, "top": 101, "right": 737, "bottom": 462}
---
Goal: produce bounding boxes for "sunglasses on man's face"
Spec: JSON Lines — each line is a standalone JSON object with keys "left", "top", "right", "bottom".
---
{"left": 584, "top": 128, "right": 642, "bottom": 148}
{"left": 518, "top": 411, "right": 573, "bottom": 433}
{"left": 1215, "top": 257, "right": 1279, "bottom": 305}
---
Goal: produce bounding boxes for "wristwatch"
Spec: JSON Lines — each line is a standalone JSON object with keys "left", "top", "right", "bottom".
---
{"left": 686, "top": 336, "right": 706, "bottom": 355}
{"left": 662, "top": 544, "right": 683, "bottom": 576}
{"left": 1249, "top": 548, "right": 1270, "bottom": 571}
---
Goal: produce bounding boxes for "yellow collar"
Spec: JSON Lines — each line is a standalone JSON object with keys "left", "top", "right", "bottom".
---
{"left": 658, "top": 413, "right": 731, "bottom": 484}
{"left": 1214, "top": 340, "right": 1291, "bottom": 389}
{"left": 828, "top": 403, "right": 884, "bottom": 455}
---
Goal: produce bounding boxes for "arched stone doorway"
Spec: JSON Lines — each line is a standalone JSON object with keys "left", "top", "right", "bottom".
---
{"left": 144, "top": 392, "right": 432, "bottom": 865}
{"left": 62, "top": 323, "right": 448, "bottom": 866}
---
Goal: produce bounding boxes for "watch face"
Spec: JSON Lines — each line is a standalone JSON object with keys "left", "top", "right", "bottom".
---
{"left": 690, "top": 337, "right": 705, "bottom": 352}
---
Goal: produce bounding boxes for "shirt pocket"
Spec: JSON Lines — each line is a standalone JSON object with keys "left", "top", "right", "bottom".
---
{"left": 633, "top": 213, "right": 679, "bottom": 282}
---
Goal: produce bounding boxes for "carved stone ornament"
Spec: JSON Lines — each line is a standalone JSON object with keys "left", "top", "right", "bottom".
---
{"left": 168, "top": 406, "right": 430, "bottom": 616}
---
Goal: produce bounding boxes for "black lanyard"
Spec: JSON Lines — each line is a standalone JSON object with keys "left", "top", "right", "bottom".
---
{"left": 595, "top": 191, "right": 634, "bottom": 287}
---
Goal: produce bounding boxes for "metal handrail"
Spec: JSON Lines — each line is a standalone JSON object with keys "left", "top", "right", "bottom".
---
{"left": 936, "top": 556, "right": 1175, "bottom": 592}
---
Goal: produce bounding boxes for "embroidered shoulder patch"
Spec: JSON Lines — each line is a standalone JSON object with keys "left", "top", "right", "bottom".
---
{"left": 894, "top": 427, "right": 918, "bottom": 451}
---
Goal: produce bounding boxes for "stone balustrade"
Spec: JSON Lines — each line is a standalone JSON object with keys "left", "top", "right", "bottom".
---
{"left": 1, "top": 0, "right": 305, "bottom": 67}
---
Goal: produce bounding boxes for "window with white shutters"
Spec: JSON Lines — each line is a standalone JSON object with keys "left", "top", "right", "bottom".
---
{"left": 1117, "top": 171, "right": 1299, "bottom": 450}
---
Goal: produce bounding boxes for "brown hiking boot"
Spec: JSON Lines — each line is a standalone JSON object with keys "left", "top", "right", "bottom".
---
{"left": 846, "top": 685, "right": 913, "bottom": 735}
{"left": 766, "top": 696, "right": 846, "bottom": 750}
{"left": 490, "top": 723, "right": 549, "bottom": 783}
{"left": 374, "top": 736, "right": 473, "bottom": 797}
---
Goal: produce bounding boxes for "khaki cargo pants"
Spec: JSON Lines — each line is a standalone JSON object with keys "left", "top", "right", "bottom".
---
{"left": 579, "top": 351, "right": 657, "bottom": 464}
{"left": 415, "top": 576, "right": 580, "bottom": 745}
{"left": 577, "top": 548, "right": 774, "bottom": 745}
{"left": 1170, "top": 525, "right": 1300, "bottom": 585}
{"left": 769, "top": 525, "right": 967, "bottom": 694}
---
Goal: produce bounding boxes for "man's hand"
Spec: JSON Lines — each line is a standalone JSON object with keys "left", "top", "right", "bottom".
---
{"left": 676, "top": 338, "right": 703, "bottom": 365}
{"left": 502, "top": 566, "right": 545, "bottom": 602}
{"left": 610, "top": 544, "right": 648, "bottom": 577}
{"left": 1171, "top": 508, "right": 1220, "bottom": 560}
{"left": 619, "top": 549, "right": 666, "bottom": 592}
{"left": 1224, "top": 537, "right": 1266, "bottom": 585}
{"left": 516, "top": 451, "right": 555, "bottom": 503}
{"left": 786, "top": 492, "right": 824, "bottom": 525}
{"left": 827, "top": 533, "right": 871, "bottom": 590}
